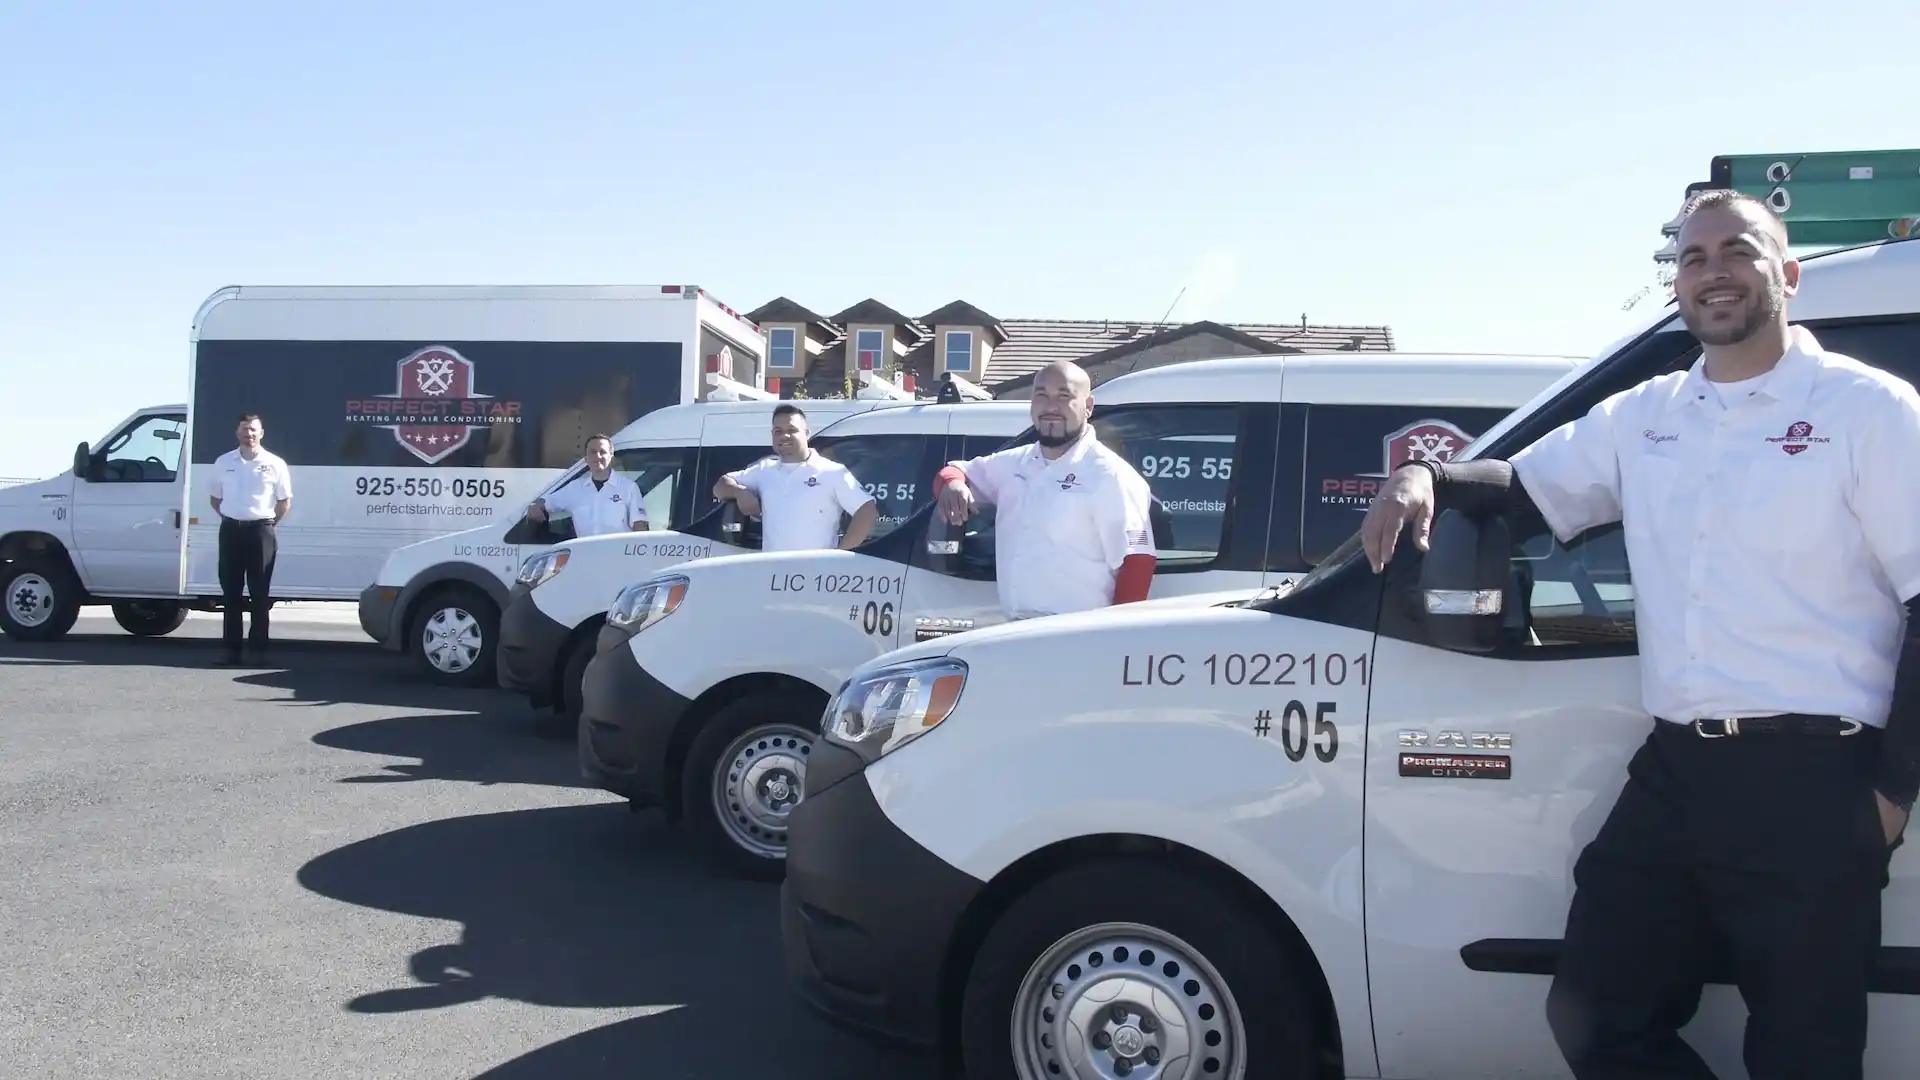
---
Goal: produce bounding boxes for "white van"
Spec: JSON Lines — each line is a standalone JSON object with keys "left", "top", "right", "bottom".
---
{"left": 495, "top": 399, "right": 1033, "bottom": 722}
{"left": 576, "top": 351, "right": 1582, "bottom": 877}
{"left": 0, "top": 283, "right": 767, "bottom": 643}
{"left": 360, "top": 395, "right": 903, "bottom": 685}
{"left": 779, "top": 238, "right": 1920, "bottom": 1079}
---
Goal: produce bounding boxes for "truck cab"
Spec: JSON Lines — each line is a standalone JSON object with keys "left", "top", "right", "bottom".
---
{"left": 0, "top": 405, "right": 193, "bottom": 640}
{"left": 577, "top": 351, "right": 1581, "bottom": 879}
{"left": 781, "top": 237, "right": 1920, "bottom": 1079}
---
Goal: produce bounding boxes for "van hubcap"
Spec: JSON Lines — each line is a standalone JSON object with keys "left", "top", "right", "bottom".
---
{"left": 422, "top": 607, "right": 482, "bottom": 673}
{"left": 7, "top": 574, "right": 55, "bottom": 628}
{"left": 712, "top": 723, "right": 811, "bottom": 859}
{"left": 1013, "top": 923, "right": 1245, "bottom": 1080}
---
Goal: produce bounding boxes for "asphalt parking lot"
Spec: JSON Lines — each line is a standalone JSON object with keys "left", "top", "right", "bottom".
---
{"left": 0, "top": 609, "right": 924, "bottom": 1080}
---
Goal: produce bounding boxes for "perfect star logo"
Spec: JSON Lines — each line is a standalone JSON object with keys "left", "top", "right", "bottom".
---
{"left": 344, "top": 346, "right": 523, "bottom": 465}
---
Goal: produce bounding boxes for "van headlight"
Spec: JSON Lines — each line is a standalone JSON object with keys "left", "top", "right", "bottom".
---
{"left": 606, "top": 575, "right": 688, "bottom": 634}
{"left": 823, "top": 657, "right": 968, "bottom": 762}
{"left": 517, "top": 549, "right": 570, "bottom": 587}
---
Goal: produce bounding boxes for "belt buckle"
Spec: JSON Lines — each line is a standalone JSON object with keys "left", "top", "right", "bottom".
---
{"left": 1694, "top": 717, "right": 1737, "bottom": 738}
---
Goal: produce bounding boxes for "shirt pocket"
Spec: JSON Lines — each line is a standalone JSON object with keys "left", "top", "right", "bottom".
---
{"left": 1735, "top": 447, "right": 1839, "bottom": 553}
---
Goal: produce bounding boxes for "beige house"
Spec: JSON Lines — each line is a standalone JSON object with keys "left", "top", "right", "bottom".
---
{"left": 745, "top": 297, "right": 1394, "bottom": 400}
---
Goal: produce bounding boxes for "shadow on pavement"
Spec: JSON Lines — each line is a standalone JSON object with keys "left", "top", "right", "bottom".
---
{"left": 311, "top": 710, "right": 584, "bottom": 789}
{"left": 296, "top": 802, "right": 927, "bottom": 1079}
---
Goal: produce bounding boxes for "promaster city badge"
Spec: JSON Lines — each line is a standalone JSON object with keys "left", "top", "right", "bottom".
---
{"left": 1399, "top": 753, "right": 1511, "bottom": 780}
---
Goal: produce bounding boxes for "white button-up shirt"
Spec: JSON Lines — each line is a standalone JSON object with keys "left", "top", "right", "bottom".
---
{"left": 542, "top": 472, "right": 647, "bottom": 537}
{"left": 1512, "top": 326, "right": 1920, "bottom": 728}
{"left": 212, "top": 448, "right": 292, "bottom": 522}
{"left": 948, "top": 428, "right": 1157, "bottom": 619}
{"left": 724, "top": 452, "right": 873, "bottom": 551}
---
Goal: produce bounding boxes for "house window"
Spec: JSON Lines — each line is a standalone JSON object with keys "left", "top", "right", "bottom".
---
{"left": 943, "top": 330, "right": 972, "bottom": 373}
{"left": 855, "top": 329, "right": 884, "bottom": 371}
{"left": 767, "top": 327, "right": 797, "bottom": 369}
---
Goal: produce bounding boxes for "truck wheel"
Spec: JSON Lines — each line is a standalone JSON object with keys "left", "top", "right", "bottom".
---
{"left": 680, "top": 691, "right": 816, "bottom": 881}
{"left": 960, "top": 857, "right": 1319, "bottom": 1080}
{"left": 408, "top": 587, "right": 498, "bottom": 687}
{"left": 112, "top": 600, "right": 189, "bottom": 637}
{"left": 0, "top": 556, "right": 83, "bottom": 642}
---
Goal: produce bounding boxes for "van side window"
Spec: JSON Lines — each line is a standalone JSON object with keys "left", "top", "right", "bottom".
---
{"left": 97, "top": 414, "right": 187, "bottom": 483}
{"left": 1511, "top": 523, "right": 1636, "bottom": 650}
{"left": 814, "top": 434, "right": 937, "bottom": 539}
{"left": 1093, "top": 405, "right": 1240, "bottom": 567}
{"left": 1299, "top": 405, "right": 1514, "bottom": 565}
{"left": 611, "top": 447, "right": 693, "bottom": 529}
{"left": 691, "top": 445, "right": 778, "bottom": 522}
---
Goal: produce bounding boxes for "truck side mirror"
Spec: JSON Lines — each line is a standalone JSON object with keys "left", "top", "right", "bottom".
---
{"left": 720, "top": 500, "right": 762, "bottom": 549}
{"left": 925, "top": 504, "right": 996, "bottom": 580}
{"left": 72, "top": 442, "right": 92, "bottom": 481}
{"left": 1417, "top": 508, "right": 1512, "bottom": 654}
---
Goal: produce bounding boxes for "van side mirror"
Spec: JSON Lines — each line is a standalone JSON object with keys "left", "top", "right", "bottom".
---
{"left": 73, "top": 442, "right": 92, "bottom": 480}
{"left": 1417, "top": 509, "right": 1511, "bottom": 654}
{"left": 925, "top": 504, "right": 996, "bottom": 580}
{"left": 720, "top": 500, "right": 763, "bottom": 549}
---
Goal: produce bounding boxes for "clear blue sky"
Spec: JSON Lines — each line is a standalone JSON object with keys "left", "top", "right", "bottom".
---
{"left": 2, "top": 0, "right": 1914, "bottom": 477}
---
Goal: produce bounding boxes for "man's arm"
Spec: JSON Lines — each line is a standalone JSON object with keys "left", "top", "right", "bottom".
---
{"left": 621, "top": 478, "right": 650, "bottom": 531}
{"left": 272, "top": 463, "right": 292, "bottom": 524}
{"left": 935, "top": 451, "right": 1012, "bottom": 524}
{"left": 831, "top": 470, "right": 879, "bottom": 549}
{"left": 1096, "top": 473, "right": 1158, "bottom": 605}
{"left": 1847, "top": 381, "right": 1920, "bottom": 832}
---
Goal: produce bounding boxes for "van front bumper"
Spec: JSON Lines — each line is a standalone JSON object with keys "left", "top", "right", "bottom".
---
{"left": 357, "top": 584, "right": 401, "bottom": 648}
{"left": 577, "top": 636, "right": 687, "bottom": 807}
{"left": 497, "top": 584, "right": 568, "bottom": 702}
{"left": 780, "top": 741, "right": 984, "bottom": 1052}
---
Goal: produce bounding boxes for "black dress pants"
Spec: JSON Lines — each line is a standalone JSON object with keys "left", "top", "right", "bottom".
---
{"left": 1546, "top": 718, "right": 1898, "bottom": 1080}
{"left": 217, "top": 517, "right": 277, "bottom": 655}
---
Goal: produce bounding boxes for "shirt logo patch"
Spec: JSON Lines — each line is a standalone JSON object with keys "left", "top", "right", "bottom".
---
{"left": 1058, "top": 472, "right": 1080, "bottom": 492}
{"left": 1767, "top": 420, "right": 1831, "bottom": 456}
{"left": 805, "top": 476, "right": 819, "bottom": 487}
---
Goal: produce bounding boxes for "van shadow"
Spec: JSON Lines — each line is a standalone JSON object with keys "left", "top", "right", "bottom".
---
{"left": 296, "top": 803, "right": 926, "bottom": 1079}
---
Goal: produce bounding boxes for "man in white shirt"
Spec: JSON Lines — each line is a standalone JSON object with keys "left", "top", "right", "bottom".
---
{"left": 526, "top": 434, "right": 649, "bottom": 538}
{"left": 209, "top": 413, "right": 292, "bottom": 665}
{"left": 1361, "top": 190, "right": 1920, "bottom": 1080}
{"left": 934, "top": 360, "right": 1157, "bottom": 619}
{"left": 713, "top": 404, "right": 878, "bottom": 552}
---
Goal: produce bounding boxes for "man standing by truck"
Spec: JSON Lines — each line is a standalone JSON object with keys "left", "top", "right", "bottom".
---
{"left": 933, "top": 359, "right": 1157, "bottom": 619}
{"left": 1360, "top": 190, "right": 1918, "bottom": 1080}
{"left": 526, "top": 434, "right": 648, "bottom": 537}
{"left": 209, "top": 413, "right": 291, "bottom": 665}
{"left": 712, "top": 404, "right": 878, "bottom": 551}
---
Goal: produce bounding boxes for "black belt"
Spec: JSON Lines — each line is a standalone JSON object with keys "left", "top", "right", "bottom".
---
{"left": 1666, "top": 713, "right": 1869, "bottom": 738}
{"left": 222, "top": 517, "right": 274, "bottom": 526}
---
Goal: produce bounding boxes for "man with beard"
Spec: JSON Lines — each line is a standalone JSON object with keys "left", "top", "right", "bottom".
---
{"left": 1359, "top": 189, "right": 1920, "bottom": 1080}
{"left": 933, "top": 359, "right": 1157, "bottom": 619}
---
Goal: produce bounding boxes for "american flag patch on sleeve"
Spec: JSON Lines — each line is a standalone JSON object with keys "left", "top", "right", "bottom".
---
{"left": 1125, "top": 528, "right": 1152, "bottom": 547}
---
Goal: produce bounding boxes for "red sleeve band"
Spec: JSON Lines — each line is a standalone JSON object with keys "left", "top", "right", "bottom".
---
{"left": 936, "top": 465, "right": 967, "bottom": 490}
{"left": 1113, "top": 553, "right": 1156, "bottom": 604}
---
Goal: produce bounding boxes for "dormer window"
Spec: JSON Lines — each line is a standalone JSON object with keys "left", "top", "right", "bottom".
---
{"left": 943, "top": 330, "right": 972, "bottom": 373}
{"left": 768, "top": 327, "right": 798, "bottom": 369}
{"left": 855, "top": 329, "right": 884, "bottom": 371}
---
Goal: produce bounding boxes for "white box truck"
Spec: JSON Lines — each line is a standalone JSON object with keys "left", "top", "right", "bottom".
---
{"left": 0, "top": 283, "right": 767, "bottom": 643}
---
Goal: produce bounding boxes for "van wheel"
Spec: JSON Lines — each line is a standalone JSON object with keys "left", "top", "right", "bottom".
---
{"left": 112, "top": 600, "right": 188, "bottom": 637}
{"left": 960, "top": 857, "right": 1318, "bottom": 1080}
{"left": 0, "top": 556, "right": 83, "bottom": 642}
{"left": 409, "top": 587, "right": 498, "bottom": 687}
{"left": 681, "top": 692, "right": 816, "bottom": 881}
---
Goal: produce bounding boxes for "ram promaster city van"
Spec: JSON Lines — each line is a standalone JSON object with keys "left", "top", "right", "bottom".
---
{"left": 782, "top": 237, "right": 1920, "bottom": 1079}
{"left": 577, "top": 350, "right": 1582, "bottom": 878}
{"left": 496, "top": 397, "right": 1033, "bottom": 721}
{"left": 0, "top": 283, "right": 766, "bottom": 645}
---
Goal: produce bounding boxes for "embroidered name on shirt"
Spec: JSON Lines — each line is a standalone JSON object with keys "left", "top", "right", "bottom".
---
{"left": 1643, "top": 430, "right": 1679, "bottom": 444}
{"left": 1766, "top": 420, "right": 1832, "bottom": 456}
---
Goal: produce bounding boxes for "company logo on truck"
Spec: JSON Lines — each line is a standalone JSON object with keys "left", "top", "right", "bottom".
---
{"left": 344, "top": 346, "right": 524, "bottom": 465}
{"left": 1317, "top": 418, "right": 1478, "bottom": 507}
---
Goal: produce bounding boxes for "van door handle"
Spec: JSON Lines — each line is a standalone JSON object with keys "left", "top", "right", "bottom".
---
{"left": 173, "top": 510, "right": 182, "bottom": 528}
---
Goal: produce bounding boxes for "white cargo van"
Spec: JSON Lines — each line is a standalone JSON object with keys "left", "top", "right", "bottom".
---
{"left": 577, "top": 351, "right": 1582, "bottom": 877}
{"left": 0, "top": 283, "right": 767, "bottom": 644}
{"left": 495, "top": 398, "right": 1033, "bottom": 720}
{"left": 361, "top": 395, "right": 909, "bottom": 686}
{"left": 780, "top": 238, "right": 1920, "bottom": 1079}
